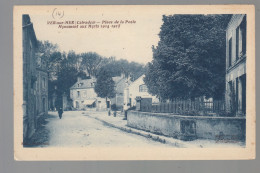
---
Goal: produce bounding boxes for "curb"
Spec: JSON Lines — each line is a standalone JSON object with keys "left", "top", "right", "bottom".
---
{"left": 85, "top": 114, "right": 183, "bottom": 147}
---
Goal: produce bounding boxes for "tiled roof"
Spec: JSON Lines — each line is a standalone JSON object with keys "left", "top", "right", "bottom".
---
{"left": 70, "top": 78, "right": 96, "bottom": 89}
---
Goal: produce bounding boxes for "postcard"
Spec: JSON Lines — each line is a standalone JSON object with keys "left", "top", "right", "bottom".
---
{"left": 14, "top": 5, "right": 255, "bottom": 160}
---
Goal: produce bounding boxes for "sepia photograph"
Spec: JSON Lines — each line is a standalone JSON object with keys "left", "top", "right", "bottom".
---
{"left": 13, "top": 5, "right": 255, "bottom": 160}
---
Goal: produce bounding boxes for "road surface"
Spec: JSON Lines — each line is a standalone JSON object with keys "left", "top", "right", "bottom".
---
{"left": 46, "top": 111, "right": 171, "bottom": 147}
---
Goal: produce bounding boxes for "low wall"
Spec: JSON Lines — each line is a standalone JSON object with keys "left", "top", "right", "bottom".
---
{"left": 127, "top": 111, "right": 245, "bottom": 141}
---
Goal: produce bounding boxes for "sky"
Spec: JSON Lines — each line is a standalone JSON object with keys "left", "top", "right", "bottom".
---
{"left": 29, "top": 7, "right": 170, "bottom": 64}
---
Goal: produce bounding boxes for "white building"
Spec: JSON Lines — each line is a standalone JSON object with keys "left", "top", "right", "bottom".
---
{"left": 225, "top": 14, "right": 246, "bottom": 116}
{"left": 124, "top": 75, "right": 159, "bottom": 108}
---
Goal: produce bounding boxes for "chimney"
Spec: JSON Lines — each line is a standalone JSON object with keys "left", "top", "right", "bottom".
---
{"left": 77, "top": 77, "right": 81, "bottom": 82}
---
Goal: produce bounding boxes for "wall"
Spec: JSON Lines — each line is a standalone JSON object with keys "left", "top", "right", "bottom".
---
{"left": 127, "top": 111, "right": 245, "bottom": 141}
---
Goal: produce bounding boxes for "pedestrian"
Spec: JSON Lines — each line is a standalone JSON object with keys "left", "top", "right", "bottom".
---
{"left": 58, "top": 107, "right": 63, "bottom": 119}
{"left": 123, "top": 103, "right": 129, "bottom": 120}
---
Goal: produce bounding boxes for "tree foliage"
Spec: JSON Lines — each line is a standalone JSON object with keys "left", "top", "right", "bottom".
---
{"left": 144, "top": 14, "right": 232, "bottom": 100}
{"left": 97, "top": 58, "right": 146, "bottom": 81}
{"left": 94, "top": 67, "right": 116, "bottom": 99}
{"left": 80, "top": 52, "right": 104, "bottom": 77}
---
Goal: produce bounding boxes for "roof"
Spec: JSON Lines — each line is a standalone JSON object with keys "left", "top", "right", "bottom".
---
{"left": 128, "top": 74, "right": 145, "bottom": 88}
{"left": 70, "top": 78, "right": 97, "bottom": 89}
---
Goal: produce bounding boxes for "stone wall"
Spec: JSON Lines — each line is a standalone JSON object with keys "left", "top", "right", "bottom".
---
{"left": 127, "top": 111, "right": 245, "bottom": 141}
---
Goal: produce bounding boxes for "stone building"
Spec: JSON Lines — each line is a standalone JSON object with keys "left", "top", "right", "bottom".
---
{"left": 225, "top": 14, "right": 247, "bottom": 116}
{"left": 70, "top": 77, "right": 107, "bottom": 110}
{"left": 35, "top": 53, "right": 48, "bottom": 122}
{"left": 22, "top": 14, "right": 38, "bottom": 140}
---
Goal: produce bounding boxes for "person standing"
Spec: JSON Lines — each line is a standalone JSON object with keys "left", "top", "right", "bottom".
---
{"left": 123, "top": 103, "right": 129, "bottom": 120}
{"left": 58, "top": 107, "right": 63, "bottom": 119}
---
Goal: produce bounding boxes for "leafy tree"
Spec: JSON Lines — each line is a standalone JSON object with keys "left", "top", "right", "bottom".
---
{"left": 80, "top": 52, "right": 103, "bottom": 77}
{"left": 37, "top": 41, "right": 60, "bottom": 79}
{"left": 56, "top": 53, "right": 87, "bottom": 99}
{"left": 144, "top": 14, "right": 232, "bottom": 100}
{"left": 96, "top": 58, "right": 146, "bottom": 81}
{"left": 37, "top": 40, "right": 59, "bottom": 58}
{"left": 67, "top": 50, "right": 81, "bottom": 72}
{"left": 94, "top": 67, "right": 116, "bottom": 101}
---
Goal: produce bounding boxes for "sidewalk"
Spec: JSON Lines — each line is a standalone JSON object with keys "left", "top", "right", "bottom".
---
{"left": 23, "top": 113, "right": 55, "bottom": 147}
{"left": 83, "top": 111, "right": 245, "bottom": 148}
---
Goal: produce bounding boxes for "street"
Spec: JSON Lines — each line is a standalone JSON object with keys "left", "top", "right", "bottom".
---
{"left": 46, "top": 111, "right": 172, "bottom": 147}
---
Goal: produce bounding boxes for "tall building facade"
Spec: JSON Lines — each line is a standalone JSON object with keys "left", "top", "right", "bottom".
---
{"left": 22, "top": 15, "right": 38, "bottom": 140}
{"left": 225, "top": 14, "right": 247, "bottom": 116}
{"left": 35, "top": 53, "right": 48, "bottom": 125}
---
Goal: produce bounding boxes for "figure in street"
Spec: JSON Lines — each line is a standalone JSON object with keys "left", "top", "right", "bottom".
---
{"left": 58, "top": 107, "right": 63, "bottom": 119}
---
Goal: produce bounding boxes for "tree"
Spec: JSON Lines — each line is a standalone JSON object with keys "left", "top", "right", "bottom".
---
{"left": 144, "top": 14, "right": 232, "bottom": 100}
{"left": 95, "top": 58, "right": 146, "bottom": 81}
{"left": 67, "top": 50, "right": 81, "bottom": 72}
{"left": 56, "top": 53, "right": 87, "bottom": 99}
{"left": 94, "top": 67, "right": 116, "bottom": 101}
{"left": 80, "top": 52, "right": 103, "bottom": 77}
{"left": 37, "top": 40, "right": 59, "bottom": 79}
{"left": 37, "top": 40, "right": 59, "bottom": 58}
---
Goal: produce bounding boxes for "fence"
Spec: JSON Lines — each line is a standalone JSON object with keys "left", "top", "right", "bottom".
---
{"left": 141, "top": 99, "right": 226, "bottom": 116}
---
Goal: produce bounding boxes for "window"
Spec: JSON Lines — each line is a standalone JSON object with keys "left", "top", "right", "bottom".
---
{"left": 236, "top": 27, "right": 239, "bottom": 60}
{"left": 241, "top": 16, "right": 247, "bottom": 55}
{"left": 228, "top": 38, "right": 232, "bottom": 67}
{"left": 139, "top": 84, "right": 148, "bottom": 92}
{"left": 77, "top": 91, "right": 80, "bottom": 97}
{"left": 236, "top": 16, "right": 247, "bottom": 60}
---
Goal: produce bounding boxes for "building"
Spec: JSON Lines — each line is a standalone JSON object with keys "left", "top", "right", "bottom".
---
{"left": 225, "top": 14, "right": 246, "bottom": 116}
{"left": 124, "top": 75, "right": 159, "bottom": 108}
{"left": 22, "top": 15, "right": 38, "bottom": 140}
{"left": 110, "top": 74, "right": 129, "bottom": 109}
{"left": 35, "top": 53, "right": 48, "bottom": 124}
{"left": 70, "top": 77, "right": 107, "bottom": 110}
